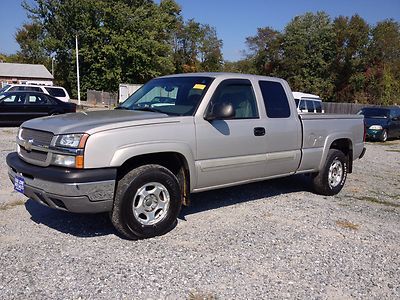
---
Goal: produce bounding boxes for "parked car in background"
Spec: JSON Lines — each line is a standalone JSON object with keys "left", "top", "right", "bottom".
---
{"left": 292, "top": 92, "right": 324, "bottom": 113}
{"left": 0, "top": 84, "right": 70, "bottom": 102}
{"left": 358, "top": 106, "right": 400, "bottom": 142}
{"left": 0, "top": 91, "right": 76, "bottom": 126}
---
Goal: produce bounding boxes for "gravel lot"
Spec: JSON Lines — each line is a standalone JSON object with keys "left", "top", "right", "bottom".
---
{"left": 0, "top": 126, "right": 399, "bottom": 299}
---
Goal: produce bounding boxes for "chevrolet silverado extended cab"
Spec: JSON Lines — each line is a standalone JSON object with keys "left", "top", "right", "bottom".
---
{"left": 7, "top": 73, "right": 366, "bottom": 239}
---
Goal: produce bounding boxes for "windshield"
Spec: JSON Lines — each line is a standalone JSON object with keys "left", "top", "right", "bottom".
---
{"left": 359, "top": 108, "right": 390, "bottom": 118}
{"left": 118, "top": 76, "right": 213, "bottom": 116}
{"left": 0, "top": 85, "right": 10, "bottom": 93}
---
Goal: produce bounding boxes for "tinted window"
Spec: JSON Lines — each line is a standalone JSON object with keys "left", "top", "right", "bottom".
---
{"left": 314, "top": 101, "right": 322, "bottom": 113}
{"left": 0, "top": 93, "right": 25, "bottom": 105}
{"left": 26, "top": 94, "right": 51, "bottom": 105}
{"left": 9, "top": 86, "right": 41, "bottom": 92}
{"left": 45, "top": 87, "right": 66, "bottom": 97}
{"left": 0, "top": 85, "right": 10, "bottom": 93}
{"left": 210, "top": 79, "right": 258, "bottom": 119}
{"left": 259, "top": 81, "right": 290, "bottom": 118}
{"left": 298, "top": 100, "right": 306, "bottom": 111}
{"left": 305, "top": 100, "right": 315, "bottom": 112}
{"left": 360, "top": 108, "right": 390, "bottom": 118}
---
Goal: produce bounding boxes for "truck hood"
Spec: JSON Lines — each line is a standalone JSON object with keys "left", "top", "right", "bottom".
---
{"left": 21, "top": 109, "right": 171, "bottom": 135}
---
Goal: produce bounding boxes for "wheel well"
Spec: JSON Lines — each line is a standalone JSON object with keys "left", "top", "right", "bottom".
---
{"left": 329, "top": 138, "right": 353, "bottom": 173}
{"left": 117, "top": 152, "right": 191, "bottom": 205}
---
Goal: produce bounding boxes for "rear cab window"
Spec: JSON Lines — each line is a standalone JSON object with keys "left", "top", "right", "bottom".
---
{"left": 258, "top": 81, "right": 291, "bottom": 118}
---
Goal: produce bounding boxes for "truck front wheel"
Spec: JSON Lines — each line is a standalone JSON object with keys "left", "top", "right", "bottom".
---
{"left": 111, "top": 164, "right": 182, "bottom": 239}
{"left": 312, "top": 149, "right": 348, "bottom": 196}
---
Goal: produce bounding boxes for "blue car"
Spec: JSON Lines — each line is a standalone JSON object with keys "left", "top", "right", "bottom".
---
{"left": 358, "top": 107, "right": 400, "bottom": 142}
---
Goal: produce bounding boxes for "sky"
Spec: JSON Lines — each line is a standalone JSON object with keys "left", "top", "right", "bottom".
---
{"left": 1, "top": 0, "right": 399, "bottom": 61}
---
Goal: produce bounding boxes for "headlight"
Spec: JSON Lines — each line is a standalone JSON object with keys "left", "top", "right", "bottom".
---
{"left": 53, "top": 133, "right": 88, "bottom": 168}
{"left": 56, "top": 133, "right": 88, "bottom": 148}
{"left": 369, "top": 125, "right": 383, "bottom": 130}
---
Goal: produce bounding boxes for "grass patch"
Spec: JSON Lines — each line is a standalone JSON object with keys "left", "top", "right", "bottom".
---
{"left": 354, "top": 196, "right": 400, "bottom": 208}
{"left": 336, "top": 220, "right": 359, "bottom": 230}
{"left": 385, "top": 149, "right": 400, "bottom": 153}
{"left": 188, "top": 291, "right": 217, "bottom": 300}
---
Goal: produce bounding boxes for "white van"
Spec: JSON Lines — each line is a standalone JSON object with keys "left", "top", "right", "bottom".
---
{"left": 292, "top": 92, "right": 324, "bottom": 113}
{"left": 0, "top": 84, "right": 70, "bottom": 102}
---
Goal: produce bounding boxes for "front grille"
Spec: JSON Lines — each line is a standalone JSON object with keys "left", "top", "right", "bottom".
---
{"left": 19, "top": 147, "right": 48, "bottom": 162}
{"left": 21, "top": 128, "right": 54, "bottom": 146}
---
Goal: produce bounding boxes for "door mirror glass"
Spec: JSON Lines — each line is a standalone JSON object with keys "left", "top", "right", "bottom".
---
{"left": 205, "top": 102, "right": 235, "bottom": 121}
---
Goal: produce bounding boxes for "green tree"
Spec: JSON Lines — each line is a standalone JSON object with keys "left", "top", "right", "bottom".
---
{"left": 15, "top": 22, "right": 49, "bottom": 65}
{"left": 173, "top": 19, "right": 223, "bottom": 73}
{"left": 366, "top": 20, "right": 400, "bottom": 105}
{"left": 279, "top": 12, "right": 336, "bottom": 99}
{"left": 244, "top": 27, "right": 282, "bottom": 75}
{"left": 21, "top": 0, "right": 182, "bottom": 96}
{"left": 332, "top": 15, "right": 369, "bottom": 102}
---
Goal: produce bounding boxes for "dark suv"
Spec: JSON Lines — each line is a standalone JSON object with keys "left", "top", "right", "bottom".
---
{"left": 358, "top": 107, "right": 400, "bottom": 142}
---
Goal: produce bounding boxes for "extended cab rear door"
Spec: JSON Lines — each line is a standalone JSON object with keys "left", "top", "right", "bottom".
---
{"left": 256, "top": 79, "right": 302, "bottom": 177}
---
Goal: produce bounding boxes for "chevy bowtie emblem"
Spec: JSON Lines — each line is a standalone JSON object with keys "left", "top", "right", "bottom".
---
{"left": 24, "top": 139, "right": 34, "bottom": 152}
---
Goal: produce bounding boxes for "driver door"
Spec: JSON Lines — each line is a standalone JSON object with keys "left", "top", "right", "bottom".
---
{"left": 195, "top": 79, "right": 267, "bottom": 190}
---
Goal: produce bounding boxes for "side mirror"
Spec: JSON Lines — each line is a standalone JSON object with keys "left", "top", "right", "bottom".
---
{"left": 205, "top": 102, "right": 235, "bottom": 121}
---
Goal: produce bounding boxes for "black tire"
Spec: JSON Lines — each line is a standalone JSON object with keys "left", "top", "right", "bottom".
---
{"left": 312, "top": 149, "right": 348, "bottom": 196}
{"left": 380, "top": 129, "right": 388, "bottom": 142}
{"left": 111, "top": 164, "right": 182, "bottom": 240}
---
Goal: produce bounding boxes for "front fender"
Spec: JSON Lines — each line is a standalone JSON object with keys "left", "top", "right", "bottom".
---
{"left": 109, "top": 142, "right": 197, "bottom": 190}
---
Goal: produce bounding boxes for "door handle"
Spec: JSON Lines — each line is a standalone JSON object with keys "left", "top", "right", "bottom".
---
{"left": 254, "top": 127, "right": 266, "bottom": 136}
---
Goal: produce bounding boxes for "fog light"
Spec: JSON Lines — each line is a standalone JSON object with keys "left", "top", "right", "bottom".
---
{"left": 52, "top": 154, "right": 76, "bottom": 167}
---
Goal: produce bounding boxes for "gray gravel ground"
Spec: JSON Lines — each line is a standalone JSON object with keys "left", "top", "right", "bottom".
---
{"left": 0, "top": 127, "right": 399, "bottom": 299}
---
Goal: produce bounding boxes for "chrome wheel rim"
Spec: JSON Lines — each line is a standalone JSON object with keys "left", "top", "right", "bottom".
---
{"left": 132, "top": 182, "right": 170, "bottom": 225}
{"left": 382, "top": 130, "right": 387, "bottom": 141}
{"left": 328, "top": 159, "right": 343, "bottom": 188}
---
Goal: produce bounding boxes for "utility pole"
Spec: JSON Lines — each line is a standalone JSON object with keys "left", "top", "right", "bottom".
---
{"left": 75, "top": 35, "right": 81, "bottom": 105}
{"left": 51, "top": 57, "right": 55, "bottom": 77}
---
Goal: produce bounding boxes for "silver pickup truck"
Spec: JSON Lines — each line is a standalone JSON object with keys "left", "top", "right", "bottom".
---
{"left": 7, "top": 73, "right": 366, "bottom": 239}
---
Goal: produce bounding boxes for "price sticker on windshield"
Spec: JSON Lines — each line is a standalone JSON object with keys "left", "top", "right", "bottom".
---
{"left": 193, "top": 84, "right": 206, "bottom": 90}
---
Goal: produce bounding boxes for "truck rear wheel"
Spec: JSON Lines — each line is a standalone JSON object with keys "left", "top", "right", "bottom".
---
{"left": 111, "top": 164, "right": 182, "bottom": 239}
{"left": 312, "top": 149, "right": 348, "bottom": 196}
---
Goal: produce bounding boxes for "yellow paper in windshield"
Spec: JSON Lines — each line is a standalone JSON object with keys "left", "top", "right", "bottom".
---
{"left": 193, "top": 84, "right": 206, "bottom": 90}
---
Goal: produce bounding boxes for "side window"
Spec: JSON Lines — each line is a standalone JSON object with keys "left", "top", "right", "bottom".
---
{"left": 45, "top": 87, "right": 66, "bottom": 97}
{"left": 0, "top": 94, "right": 25, "bottom": 105}
{"left": 26, "top": 94, "right": 50, "bottom": 105}
{"left": 259, "top": 81, "right": 291, "bottom": 118}
{"left": 210, "top": 79, "right": 258, "bottom": 119}
{"left": 314, "top": 101, "right": 322, "bottom": 113}
{"left": 9, "top": 86, "right": 20, "bottom": 91}
{"left": 306, "top": 100, "right": 315, "bottom": 112}
{"left": 298, "top": 99, "right": 306, "bottom": 111}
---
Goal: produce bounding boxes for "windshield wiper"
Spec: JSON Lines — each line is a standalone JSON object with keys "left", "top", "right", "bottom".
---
{"left": 133, "top": 107, "right": 164, "bottom": 113}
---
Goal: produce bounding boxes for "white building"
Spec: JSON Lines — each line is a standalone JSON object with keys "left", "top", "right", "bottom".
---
{"left": 0, "top": 62, "right": 53, "bottom": 87}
